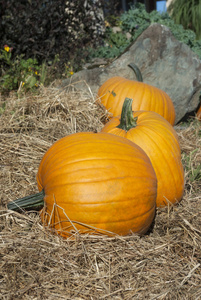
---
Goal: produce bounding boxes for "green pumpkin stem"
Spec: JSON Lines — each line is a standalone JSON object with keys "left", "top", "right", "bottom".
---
{"left": 7, "top": 189, "right": 45, "bottom": 212}
{"left": 117, "top": 98, "right": 138, "bottom": 131}
{"left": 128, "top": 63, "right": 143, "bottom": 82}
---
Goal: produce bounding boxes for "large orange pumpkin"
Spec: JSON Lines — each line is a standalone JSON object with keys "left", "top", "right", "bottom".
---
{"left": 97, "top": 64, "right": 176, "bottom": 125}
{"left": 8, "top": 132, "right": 157, "bottom": 237}
{"left": 101, "top": 98, "right": 184, "bottom": 207}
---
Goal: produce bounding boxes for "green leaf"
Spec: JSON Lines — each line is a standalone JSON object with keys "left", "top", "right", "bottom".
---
{"left": 25, "top": 75, "right": 37, "bottom": 88}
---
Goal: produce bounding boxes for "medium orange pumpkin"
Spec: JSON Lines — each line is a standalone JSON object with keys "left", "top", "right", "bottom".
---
{"left": 97, "top": 64, "right": 176, "bottom": 125}
{"left": 8, "top": 132, "right": 157, "bottom": 237}
{"left": 101, "top": 98, "right": 184, "bottom": 207}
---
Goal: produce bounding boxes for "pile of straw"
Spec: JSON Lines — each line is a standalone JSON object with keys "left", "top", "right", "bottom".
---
{"left": 1, "top": 82, "right": 201, "bottom": 299}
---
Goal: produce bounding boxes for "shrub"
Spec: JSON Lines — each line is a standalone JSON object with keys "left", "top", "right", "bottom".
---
{"left": 88, "top": 3, "right": 201, "bottom": 60}
{"left": 0, "top": 0, "right": 105, "bottom": 73}
{"left": 0, "top": 45, "right": 46, "bottom": 94}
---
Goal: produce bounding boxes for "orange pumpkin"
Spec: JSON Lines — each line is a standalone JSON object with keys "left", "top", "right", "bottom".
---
{"left": 101, "top": 98, "right": 184, "bottom": 207}
{"left": 97, "top": 63, "right": 176, "bottom": 125}
{"left": 196, "top": 103, "right": 201, "bottom": 120}
{"left": 8, "top": 132, "right": 157, "bottom": 237}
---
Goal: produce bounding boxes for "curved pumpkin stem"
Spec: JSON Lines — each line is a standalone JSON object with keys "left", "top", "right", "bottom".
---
{"left": 117, "top": 98, "right": 138, "bottom": 132}
{"left": 7, "top": 190, "right": 45, "bottom": 212}
{"left": 128, "top": 63, "right": 143, "bottom": 82}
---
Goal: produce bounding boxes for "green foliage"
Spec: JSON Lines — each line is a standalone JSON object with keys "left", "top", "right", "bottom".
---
{"left": 183, "top": 149, "right": 201, "bottom": 182}
{"left": 0, "top": 46, "right": 74, "bottom": 95}
{"left": 89, "top": 27, "right": 130, "bottom": 59}
{"left": 0, "top": 46, "right": 45, "bottom": 94}
{"left": 120, "top": 3, "right": 164, "bottom": 32}
{"left": 0, "top": 102, "right": 6, "bottom": 115}
{"left": 0, "top": 0, "right": 105, "bottom": 73}
{"left": 168, "top": 0, "right": 201, "bottom": 40}
{"left": 121, "top": 3, "right": 201, "bottom": 57}
{"left": 88, "top": 3, "right": 201, "bottom": 61}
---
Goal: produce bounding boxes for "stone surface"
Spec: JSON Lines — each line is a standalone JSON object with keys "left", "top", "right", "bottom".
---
{"left": 61, "top": 23, "right": 201, "bottom": 124}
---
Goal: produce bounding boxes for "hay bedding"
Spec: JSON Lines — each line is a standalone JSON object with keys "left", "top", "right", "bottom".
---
{"left": 0, "top": 82, "right": 201, "bottom": 299}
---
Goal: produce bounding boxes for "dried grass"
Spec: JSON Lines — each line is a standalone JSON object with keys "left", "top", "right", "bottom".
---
{"left": 0, "top": 82, "right": 201, "bottom": 299}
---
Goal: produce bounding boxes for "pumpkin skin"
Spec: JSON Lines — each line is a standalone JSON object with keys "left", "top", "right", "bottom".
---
{"left": 97, "top": 66, "right": 175, "bottom": 125}
{"left": 196, "top": 104, "right": 201, "bottom": 120}
{"left": 36, "top": 132, "right": 157, "bottom": 237}
{"left": 101, "top": 98, "right": 184, "bottom": 207}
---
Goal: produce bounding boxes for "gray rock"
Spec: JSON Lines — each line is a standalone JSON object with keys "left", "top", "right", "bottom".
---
{"left": 61, "top": 23, "right": 201, "bottom": 124}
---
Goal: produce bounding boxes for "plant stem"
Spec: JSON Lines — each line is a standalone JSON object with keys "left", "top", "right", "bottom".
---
{"left": 7, "top": 190, "right": 45, "bottom": 212}
{"left": 117, "top": 98, "right": 138, "bottom": 131}
{"left": 128, "top": 63, "right": 143, "bottom": 82}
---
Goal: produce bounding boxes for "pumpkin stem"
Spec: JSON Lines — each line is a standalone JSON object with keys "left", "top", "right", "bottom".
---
{"left": 128, "top": 63, "right": 143, "bottom": 82}
{"left": 117, "top": 98, "right": 138, "bottom": 131}
{"left": 7, "top": 190, "right": 45, "bottom": 212}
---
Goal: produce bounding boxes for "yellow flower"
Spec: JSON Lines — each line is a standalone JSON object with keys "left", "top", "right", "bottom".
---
{"left": 22, "top": 82, "right": 25, "bottom": 87}
{"left": 69, "top": 71, "right": 74, "bottom": 75}
{"left": 4, "top": 46, "right": 10, "bottom": 52}
{"left": 35, "top": 71, "right": 38, "bottom": 75}
{"left": 105, "top": 20, "right": 110, "bottom": 27}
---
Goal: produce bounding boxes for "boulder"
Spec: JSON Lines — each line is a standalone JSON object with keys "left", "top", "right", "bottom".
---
{"left": 61, "top": 23, "right": 201, "bottom": 124}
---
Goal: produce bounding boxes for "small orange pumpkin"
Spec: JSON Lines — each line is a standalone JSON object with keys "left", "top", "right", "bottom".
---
{"left": 8, "top": 132, "right": 157, "bottom": 237}
{"left": 97, "top": 64, "right": 176, "bottom": 125}
{"left": 101, "top": 98, "right": 184, "bottom": 207}
{"left": 196, "top": 103, "right": 201, "bottom": 120}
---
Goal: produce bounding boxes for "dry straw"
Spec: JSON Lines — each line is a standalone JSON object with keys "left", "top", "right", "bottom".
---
{"left": 0, "top": 82, "right": 201, "bottom": 299}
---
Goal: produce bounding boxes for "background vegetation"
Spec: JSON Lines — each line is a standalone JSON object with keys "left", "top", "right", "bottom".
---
{"left": 167, "top": 0, "right": 201, "bottom": 40}
{"left": 0, "top": 1, "right": 201, "bottom": 95}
